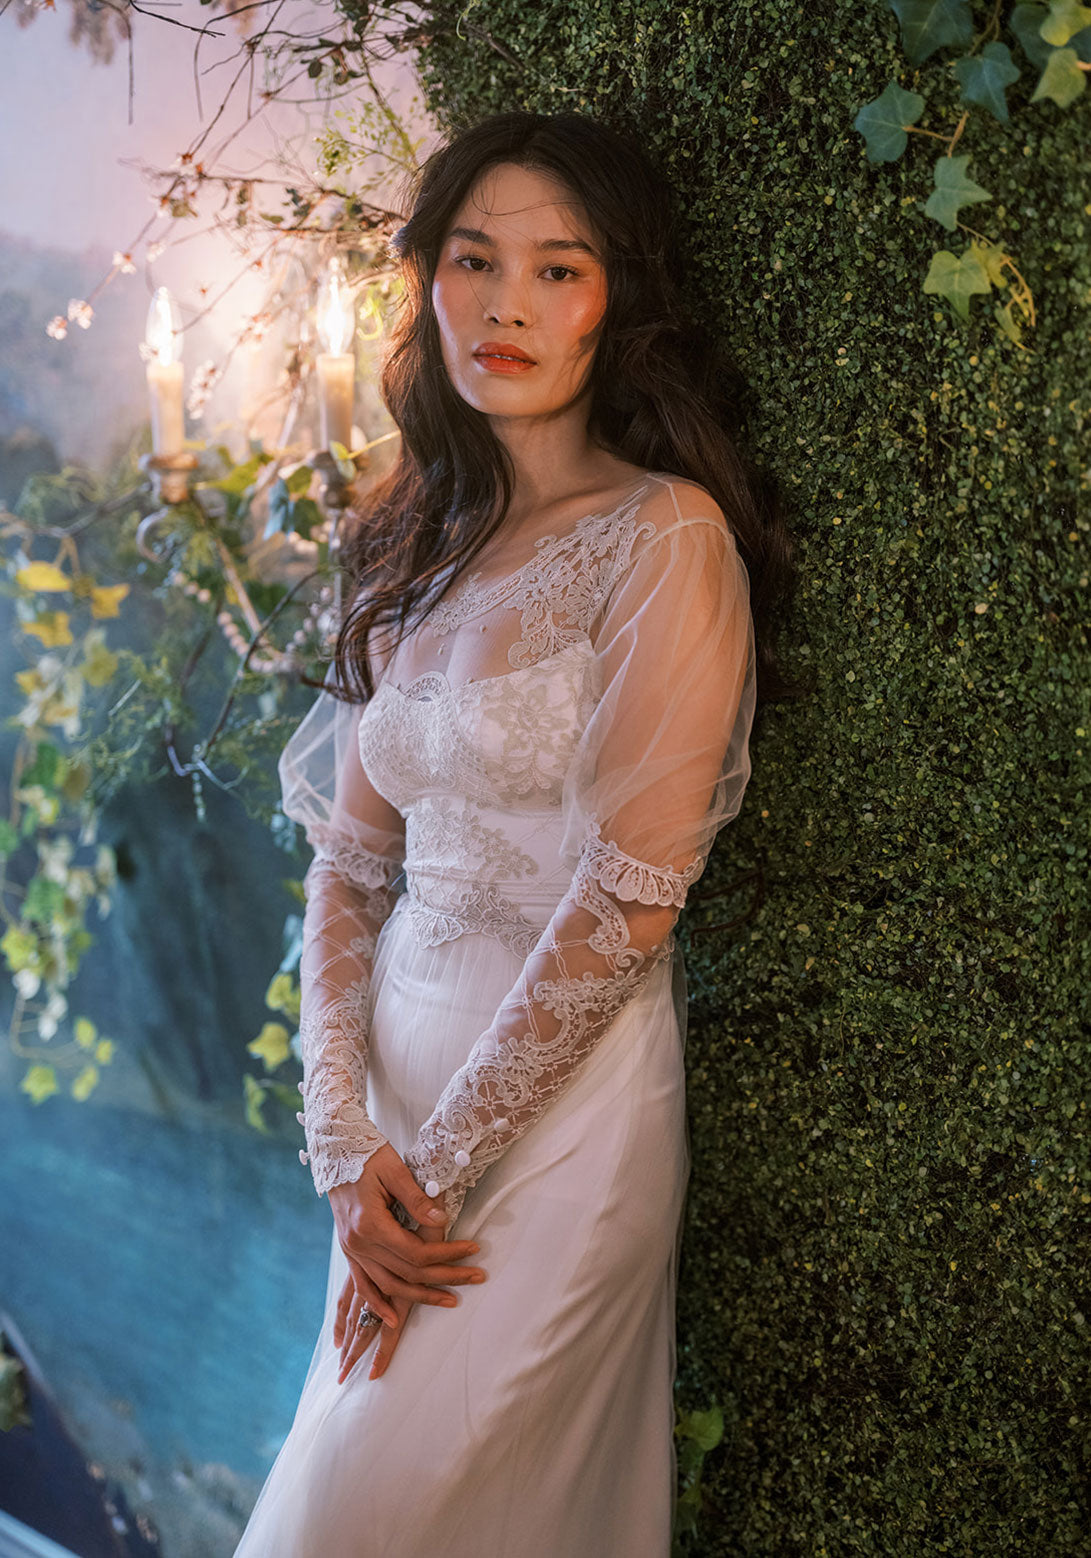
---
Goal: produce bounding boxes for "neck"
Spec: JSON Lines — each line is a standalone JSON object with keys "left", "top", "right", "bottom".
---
{"left": 487, "top": 397, "right": 611, "bottom": 521}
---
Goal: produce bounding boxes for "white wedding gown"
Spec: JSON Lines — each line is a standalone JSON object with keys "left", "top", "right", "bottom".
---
{"left": 234, "top": 472, "right": 757, "bottom": 1558}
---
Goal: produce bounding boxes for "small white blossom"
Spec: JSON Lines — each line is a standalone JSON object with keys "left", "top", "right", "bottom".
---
{"left": 38, "top": 835, "right": 75, "bottom": 884}
{"left": 147, "top": 240, "right": 166, "bottom": 261}
{"left": 186, "top": 359, "right": 222, "bottom": 420}
{"left": 14, "top": 968, "right": 41, "bottom": 1001}
{"left": 46, "top": 315, "right": 68, "bottom": 340}
{"left": 67, "top": 298, "right": 94, "bottom": 329}
{"left": 112, "top": 249, "right": 137, "bottom": 274}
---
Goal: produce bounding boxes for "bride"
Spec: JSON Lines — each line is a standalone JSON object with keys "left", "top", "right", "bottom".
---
{"left": 235, "top": 109, "right": 793, "bottom": 1557}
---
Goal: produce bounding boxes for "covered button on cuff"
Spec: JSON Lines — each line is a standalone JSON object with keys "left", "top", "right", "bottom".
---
{"left": 425, "top": 1180, "right": 440, "bottom": 1198}
{"left": 454, "top": 1150, "right": 471, "bottom": 1168}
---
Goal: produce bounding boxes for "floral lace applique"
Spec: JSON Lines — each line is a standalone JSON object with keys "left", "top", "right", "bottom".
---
{"left": 426, "top": 481, "right": 657, "bottom": 668}
{"left": 407, "top": 794, "right": 540, "bottom": 881}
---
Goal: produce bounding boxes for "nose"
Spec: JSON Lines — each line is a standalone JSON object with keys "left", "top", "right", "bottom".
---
{"left": 482, "top": 275, "right": 529, "bottom": 329}
{"left": 485, "top": 302, "right": 526, "bottom": 327}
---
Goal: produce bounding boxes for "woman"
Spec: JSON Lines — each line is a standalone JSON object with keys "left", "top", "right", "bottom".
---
{"left": 236, "top": 110, "right": 796, "bottom": 1557}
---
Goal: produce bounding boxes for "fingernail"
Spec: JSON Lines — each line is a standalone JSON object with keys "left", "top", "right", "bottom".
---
{"left": 428, "top": 1209, "right": 446, "bottom": 1223}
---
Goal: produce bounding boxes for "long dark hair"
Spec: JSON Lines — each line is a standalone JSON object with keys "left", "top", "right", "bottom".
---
{"left": 327, "top": 109, "right": 805, "bottom": 709}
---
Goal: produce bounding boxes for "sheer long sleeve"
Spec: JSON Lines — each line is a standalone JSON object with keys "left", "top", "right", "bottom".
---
{"left": 402, "top": 509, "right": 757, "bottom": 1227}
{"left": 278, "top": 686, "right": 406, "bottom": 1197}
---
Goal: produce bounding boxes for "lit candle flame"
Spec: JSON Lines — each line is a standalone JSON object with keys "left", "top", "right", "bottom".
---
{"left": 316, "top": 257, "right": 355, "bottom": 356}
{"left": 145, "top": 286, "right": 182, "bottom": 368}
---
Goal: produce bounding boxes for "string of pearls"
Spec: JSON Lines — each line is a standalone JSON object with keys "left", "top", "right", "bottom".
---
{"left": 164, "top": 568, "right": 329, "bottom": 673}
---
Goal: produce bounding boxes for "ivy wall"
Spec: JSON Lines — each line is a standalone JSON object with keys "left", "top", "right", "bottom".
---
{"left": 408, "top": 1, "right": 1089, "bottom": 1550}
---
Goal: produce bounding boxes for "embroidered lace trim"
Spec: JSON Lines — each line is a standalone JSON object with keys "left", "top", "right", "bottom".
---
{"left": 309, "top": 819, "right": 405, "bottom": 892}
{"left": 404, "top": 876, "right": 543, "bottom": 959}
{"left": 426, "top": 485, "right": 657, "bottom": 668}
{"left": 296, "top": 836, "right": 403, "bottom": 1196}
{"left": 581, "top": 818, "right": 704, "bottom": 908}
{"left": 402, "top": 821, "right": 690, "bottom": 1227}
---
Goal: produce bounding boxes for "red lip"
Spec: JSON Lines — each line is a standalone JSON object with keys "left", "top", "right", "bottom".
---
{"left": 473, "top": 341, "right": 536, "bottom": 363}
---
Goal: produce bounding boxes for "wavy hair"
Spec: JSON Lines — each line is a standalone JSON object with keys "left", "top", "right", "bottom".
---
{"left": 325, "top": 109, "right": 806, "bottom": 710}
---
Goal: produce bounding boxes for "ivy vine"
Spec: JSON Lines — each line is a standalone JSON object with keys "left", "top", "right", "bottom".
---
{"left": 853, "top": 0, "right": 1090, "bottom": 343}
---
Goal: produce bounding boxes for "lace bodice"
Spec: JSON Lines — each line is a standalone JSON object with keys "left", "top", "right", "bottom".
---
{"left": 281, "top": 474, "right": 758, "bottom": 1222}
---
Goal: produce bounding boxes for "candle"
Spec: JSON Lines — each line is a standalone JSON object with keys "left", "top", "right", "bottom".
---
{"left": 315, "top": 256, "right": 356, "bottom": 453}
{"left": 144, "top": 287, "right": 185, "bottom": 458}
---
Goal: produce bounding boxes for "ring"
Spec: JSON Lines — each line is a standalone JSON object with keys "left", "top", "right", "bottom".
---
{"left": 356, "top": 1306, "right": 381, "bottom": 1331}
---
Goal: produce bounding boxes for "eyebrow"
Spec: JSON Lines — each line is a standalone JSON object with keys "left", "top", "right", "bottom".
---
{"left": 446, "top": 225, "right": 599, "bottom": 259}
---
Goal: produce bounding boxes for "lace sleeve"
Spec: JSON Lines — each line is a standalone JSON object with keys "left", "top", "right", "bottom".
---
{"left": 403, "top": 506, "right": 758, "bottom": 1227}
{"left": 278, "top": 685, "right": 406, "bottom": 1197}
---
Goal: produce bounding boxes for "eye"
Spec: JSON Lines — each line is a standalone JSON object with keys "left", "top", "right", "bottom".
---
{"left": 454, "top": 254, "right": 490, "bottom": 272}
{"left": 544, "top": 265, "right": 577, "bottom": 282}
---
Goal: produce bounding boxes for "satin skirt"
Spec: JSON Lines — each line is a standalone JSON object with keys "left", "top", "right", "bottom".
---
{"left": 234, "top": 893, "right": 691, "bottom": 1558}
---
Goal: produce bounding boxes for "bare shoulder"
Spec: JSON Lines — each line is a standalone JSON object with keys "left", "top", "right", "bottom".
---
{"left": 638, "top": 472, "right": 731, "bottom": 538}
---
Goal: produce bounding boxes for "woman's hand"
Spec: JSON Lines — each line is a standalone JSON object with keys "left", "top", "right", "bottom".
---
{"left": 334, "top": 1221, "right": 475, "bottom": 1384}
{"left": 327, "top": 1143, "right": 484, "bottom": 1330}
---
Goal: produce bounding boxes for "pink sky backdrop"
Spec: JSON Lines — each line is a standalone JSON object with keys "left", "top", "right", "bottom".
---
{"left": 2, "top": 0, "right": 436, "bottom": 251}
{"left": 0, "top": 0, "right": 439, "bottom": 464}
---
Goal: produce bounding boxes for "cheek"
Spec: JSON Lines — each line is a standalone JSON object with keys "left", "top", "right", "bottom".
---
{"left": 558, "top": 281, "right": 607, "bottom": 356}
{"left": 432, "top": 268, "right": 477, "bottom": 334}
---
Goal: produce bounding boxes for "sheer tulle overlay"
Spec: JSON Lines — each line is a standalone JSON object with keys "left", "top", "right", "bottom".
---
{"left": 235, "top": 473, "right": 757, "bottom": 1557}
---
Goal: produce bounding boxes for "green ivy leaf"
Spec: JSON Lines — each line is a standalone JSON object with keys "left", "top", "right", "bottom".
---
{"left": 923, "top": 154, "right": 993, "bottom": 231}
{"left": 1031, "top": 42, "right": 1088, "bottom": 104}
{"left": 852, "top": 81, "right": 926, "bottom": 163}
{"left": 677, "top": 1404, "right": 724, "bottom": 1452}
{"left": 1040, "top": 0, "right": 1091, "bottom": 47}
{"left": 922, "top": 242, "right": 994, "bottom": 320}
{"left": 1011, "top": 2, "right": 1058, "bottom": 66}
{"left": 953, "top": 40, "right": 1022, "bottom": 121}
{"left": 890, "top": 0, "right": 976, "bottom": 67}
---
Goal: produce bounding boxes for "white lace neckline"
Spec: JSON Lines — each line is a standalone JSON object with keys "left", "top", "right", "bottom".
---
{"left": 382, "top": 640, "right": 592, "bottom": 702}
{"left": 426, "top": 473, "right": 658, "bottom": 633}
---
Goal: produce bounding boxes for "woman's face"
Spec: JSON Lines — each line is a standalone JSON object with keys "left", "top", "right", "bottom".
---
{"left": 430, "top": 161, "right": 608, "bottom": 425}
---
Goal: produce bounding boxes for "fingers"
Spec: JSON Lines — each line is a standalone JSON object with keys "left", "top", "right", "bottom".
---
{"left": 345, "top": 1257, "right": 399, "bottom": 1330}
{"left": 379, "top": 1156, "right": 452, "bottom": 1230}
{"left": 381, "top": 1227, "right": 486, "bottom": 1277}
{"left": 332, "top": 1274, "right": 354, "bottom": 1348}
{"left": 359, "top": 1258, "right": 471, "bottom": 1310}
{"left": 368, "top": 1247, "right": 488, "bottom": 1290}
{"left": 338, "top": 1287, "right": 382, "bottom": 1384}
{"left": 369, "top": 1295, "right": 413, "bottom": 1381}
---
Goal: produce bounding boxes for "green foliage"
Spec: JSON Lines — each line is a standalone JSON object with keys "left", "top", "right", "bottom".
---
{"left": 407, "top": 0, "right": 1090, "bottom": 1549}
{"left": 1, "top": 435, "right": 343, "bottom": 1111}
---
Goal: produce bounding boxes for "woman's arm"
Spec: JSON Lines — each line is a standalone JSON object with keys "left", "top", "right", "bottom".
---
{"left": 295, "top": 809, "right": 403, "bottom": 1194}
{"left": 281, "top": 685, "right": 487, "bottom": 1326}
{"left": 402, "top": 507, "right": 758, "bottom": 1228}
